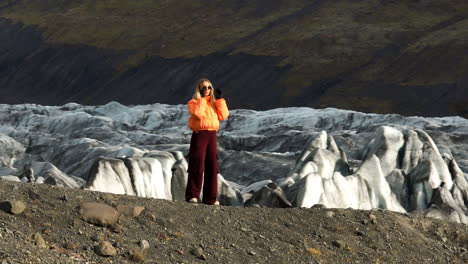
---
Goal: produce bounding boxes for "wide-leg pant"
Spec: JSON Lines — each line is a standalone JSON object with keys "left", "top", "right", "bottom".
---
{"left": 185, "top": 130, "right": 219, "bottom": 204}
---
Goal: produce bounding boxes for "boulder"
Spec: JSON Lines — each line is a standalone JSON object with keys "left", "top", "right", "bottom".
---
{"left": 79, "top": 202, "right": 119, "bottom": 227}
{"left": 0, "top": 200, "right": 26, "bottom": 215}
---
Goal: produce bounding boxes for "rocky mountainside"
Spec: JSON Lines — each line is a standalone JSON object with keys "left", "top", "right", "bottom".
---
{"left": 0, "top": 0, "right": 467, "bottom": 117}
{"left": 0, "top": 180, "right": 467, "bottom": 263}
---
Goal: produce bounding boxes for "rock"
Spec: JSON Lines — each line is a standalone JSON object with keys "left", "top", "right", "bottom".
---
{"left": 326, "top": 211, "right": 335, "bottom": 218}
{"left": 96, "top": 241, "right": 117, "bottom": 257}
{"left": 370, "top": 219, "right": 378, "bottom": 224}
{"left": 91, "top": 233, "right": 105, "bottom": 242}
{"left": 116, "top": 205, "right": 145, "bottom": 217}
{"left": 112, "top": 241, "right": 120, "bottom": 248}
{"left": 369, "top": 214, "right": 377, "bottom": 220}
{"left": 200, "top": 254, "right": 208, "bottom": 260}
{"left": 59, "top": 194, "right": 69, "bottom": 201}
{"left": 130, "top": 248, "right": 148, "bottom": 262}
{"left": 356, "top": 230, "right": 366, "bottom": 237}
{"left": 191, "top": 247, "right": 203, "bottom": 257}
{"left": 110, "top": 223, "right": 123, "bottom": 233}
{"left": 28, "top": 190, "right": 41, "bottom": 201}
{"left": 332, "top": 240, "right": 344, "bottom": 248}
{"left": 140, "top": 240, "right": 150, "bottom": 249}
{"left": 362, "top": 219, "right": 369, "bottom": 225}
{"left": 0, "top": 200, "right": 26, "bottom": 215}
{"left": 312, "top": 204, "right": 326, "bottom": 209}
{"left": 80, "top": 202, "right": 118, "bottom": 227}
{"left": 64, "top": 242, "right": 80, "bottom": 250}
{"left": 32, "top": 233, "right": 47, "bottom": 248}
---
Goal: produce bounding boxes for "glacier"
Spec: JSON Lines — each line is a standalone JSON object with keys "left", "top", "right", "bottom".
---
{"left": 0, "top": 102, "right": 467, "bottom": 223}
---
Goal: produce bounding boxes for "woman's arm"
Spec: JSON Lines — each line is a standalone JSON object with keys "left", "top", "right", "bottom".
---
{"left": 188, "top": 98, "right": 207, "bottom": 119}
{"left": 215, "top": 99, "right": 229, "bottom": 121}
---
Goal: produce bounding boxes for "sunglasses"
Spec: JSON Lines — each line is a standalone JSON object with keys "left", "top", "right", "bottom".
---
{"left": 200, "top": 85, "right": 213, "bottom": 90}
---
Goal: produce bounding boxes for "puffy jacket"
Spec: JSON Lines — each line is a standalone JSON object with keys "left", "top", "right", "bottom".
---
{"left": 187, "top": 96, "right": 229, "bottom": 131}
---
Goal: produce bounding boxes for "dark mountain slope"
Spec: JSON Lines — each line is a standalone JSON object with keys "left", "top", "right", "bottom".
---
{"left": 0, "top": 0, "right": 467, "bottom": 117}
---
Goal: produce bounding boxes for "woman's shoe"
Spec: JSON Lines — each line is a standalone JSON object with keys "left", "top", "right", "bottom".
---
{"left": 189, "top": 198, "right": 198, "bottom": 203}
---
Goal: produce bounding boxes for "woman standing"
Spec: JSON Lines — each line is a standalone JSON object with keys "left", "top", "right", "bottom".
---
{"left": 185, "top": 78, "right": 229, "bottom": 205}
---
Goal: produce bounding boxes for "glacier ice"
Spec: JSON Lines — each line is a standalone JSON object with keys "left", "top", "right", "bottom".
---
{"left": 0, "top": 102, "right": 467, "bottom": 223}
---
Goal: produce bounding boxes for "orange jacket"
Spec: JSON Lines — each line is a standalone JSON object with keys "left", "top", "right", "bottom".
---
{"left": 187, "top": 96, "right": 229, "bottom": 131}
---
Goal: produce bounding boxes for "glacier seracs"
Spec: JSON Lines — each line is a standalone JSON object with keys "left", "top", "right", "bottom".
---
{"left": 0, "top": 102, "right": 467, "bottom": 223}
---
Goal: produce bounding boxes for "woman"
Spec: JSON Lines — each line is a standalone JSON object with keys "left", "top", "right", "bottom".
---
{"left": 185, "top": 78, "right": 229, "bottom": 205}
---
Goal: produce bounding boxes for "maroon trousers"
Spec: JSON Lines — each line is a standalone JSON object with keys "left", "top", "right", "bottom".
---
{"left": 185, "top": 130, "right": 219, "bottom": 204}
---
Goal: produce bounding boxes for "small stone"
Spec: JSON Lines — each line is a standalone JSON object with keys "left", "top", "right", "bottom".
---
{"left": 2, "top": 260, "right": 9, "bottom": 264}
{"left": 150, "top": 214, "right": 157, "bottom": 221}
{"left": 332, "top": 240, "right": 344, "bottom": 248}
{"left": 0, "top": 200, "right": 26, "bottom": 215}
{"left": 140, "top": 240, "right": 150, "bottom": 249}
{"left": 80, "top": 202, "right": 118, "bottom": 227}
{"left": 91, "top": 233, "right": 105, "bottom": 242}
{"left": 200, "top": 254, "right": 208, "bottom": 260}
{"left": 312, "top": 204, "right": 326, "bottom": 209}
{"left": 116, "top": 205, "right": 145, "bottom": 217}
{"left": 32, "top": 233, "right": 47, "bottom": 248}
{"left": 368, "top": 214, "right": 376, "bottom": 220}
{"left": 112, "top": 241, "right": 120, "bottom": 248}
{"left": 325, "top": 211, "right": 335, "bottom": 218}
{"left": 110, "top": 223, "right": 123, "bottom": 233}
{"left": 191, "top": 247, "right": 203, "bottom": 257}
{"left": 28, "top": 190, "right": 41, "bottom": 201}
{"left": 95, "top": 241, "right": 117, "bottom": 257}
{"left": 130, "top": 248, "right": 148, "bottom": 262}
{"left": 248, "top": 251, "right": 256, "bottom": 256}
{"left": 59, "top": 194, "right": 69, "bottom": 201}
{"left": 64, "top": 242, "right": 80, "bottom": 250}
{"left": 441, "top": 237, "right": 448, "bottom": 243}
{"left": 356, "top": 231, "right": 366, "bottom": 237}
{"left": 362, "top": 219, "right": 369, "bottom": 225}
{"left": 370, "top": 219, "right": 377, "bottom": 225}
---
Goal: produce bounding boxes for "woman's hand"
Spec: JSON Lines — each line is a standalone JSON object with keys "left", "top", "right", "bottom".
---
{"left": 215, "top": 89, "right": 223, "bottom": 99}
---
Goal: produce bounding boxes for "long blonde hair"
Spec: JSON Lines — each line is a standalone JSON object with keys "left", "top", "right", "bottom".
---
{"left": 193, "top": 78, "right": 216, "bottom": 107}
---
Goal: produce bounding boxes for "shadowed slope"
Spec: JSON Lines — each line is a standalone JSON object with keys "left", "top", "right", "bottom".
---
{"left": 0, "top": 0, "right": 467, "bottom": 116}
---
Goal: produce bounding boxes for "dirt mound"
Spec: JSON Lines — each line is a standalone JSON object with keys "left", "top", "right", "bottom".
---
{"left": 0, "top": 180, "right": 467, "bottom": 263}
